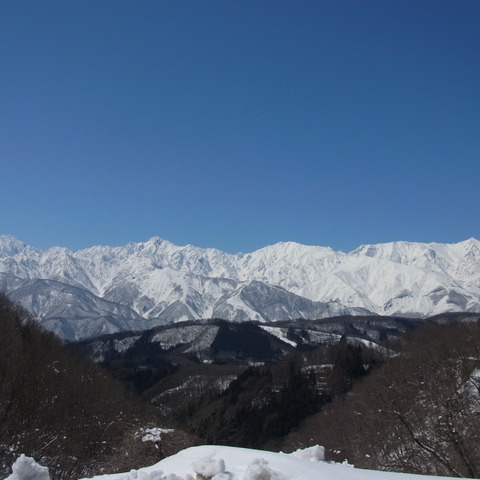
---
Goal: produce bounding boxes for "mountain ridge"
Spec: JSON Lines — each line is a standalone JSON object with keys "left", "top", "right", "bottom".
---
{"left": 1, "top": 235, "right": 479, "bottom": 340}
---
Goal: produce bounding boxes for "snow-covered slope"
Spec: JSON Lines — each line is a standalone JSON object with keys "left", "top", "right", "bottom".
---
{"left": 129, "top": 445, "right": 462, "bottom": 480}
{"left": 0, "top": 235, "right": 479, "bottom": 340}
{"left": 6, "top": 444, "right": 463, "bottom": 480}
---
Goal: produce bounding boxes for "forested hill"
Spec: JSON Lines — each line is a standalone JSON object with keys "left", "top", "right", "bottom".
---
{"left": 0, "top": 293, "right": 195, "bottom": 480}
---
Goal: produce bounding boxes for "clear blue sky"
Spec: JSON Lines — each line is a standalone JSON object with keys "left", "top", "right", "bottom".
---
{"left": 1, "top": 0, "right": 479, "bottom": 253}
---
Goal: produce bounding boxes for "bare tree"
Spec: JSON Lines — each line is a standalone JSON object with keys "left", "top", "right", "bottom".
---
{"left": 305, "top": 322, "right": 480, "bottom": 477}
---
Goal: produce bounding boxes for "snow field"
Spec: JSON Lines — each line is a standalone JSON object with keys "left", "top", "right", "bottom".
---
{"left": 6, "top": 445, "right": 466, "bottom": 480}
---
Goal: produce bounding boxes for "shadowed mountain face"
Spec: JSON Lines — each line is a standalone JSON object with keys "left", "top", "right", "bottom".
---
{"left": 76, "top": 315, "right": 430, "bottom": 368}
{"left": 81, "top": 313, "right": 480, "bottom": 371}
{"left": 1, "top": 235, "right": 479, "bottom": 340}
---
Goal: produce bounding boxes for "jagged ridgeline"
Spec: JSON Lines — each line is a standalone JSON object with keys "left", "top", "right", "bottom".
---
{"left": 1, "top": 235, "right": 479, "bottom": 341}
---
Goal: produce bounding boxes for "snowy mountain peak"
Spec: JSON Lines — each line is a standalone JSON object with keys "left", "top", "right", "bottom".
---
{"left": 144, "top": 236, "right": 172, "bottom": 249}
{"left": 147, "top": 236, "right": 164, "bottom": 244}
{"left": 0, "top": 235, "right": 479, "bottom": 340}
{"left": 247, "top": 242, "right": 336, "bottom": 270}
{"left": 459, "top": 237, "right": 480, "bottom": 255}
{"left": 258, "top": 240, "right": 333, "bottom": 254}
{"left": 351, "top": 240, "right": 426, "bottom": 262}
{"left": 0, "top": 234, "right": 35, "bottom": 257}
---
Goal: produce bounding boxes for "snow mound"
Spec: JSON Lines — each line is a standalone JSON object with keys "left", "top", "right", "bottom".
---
{"left": 191, "top": 457, "right": 225, "bottom": 478}
{"left": 5, "top": 455, "right": 50, "bottom": 480}
{"left": 243, "top": 458, "right": 285, "bottom": 480}
{"left": 14, "top": 444, "right": 464, "bottom": 480}
{"left": 115, "top": 445, "right": 463, "bottom": 480}
{"left": 289, "top": 445, "right": 324, "bottom": 462}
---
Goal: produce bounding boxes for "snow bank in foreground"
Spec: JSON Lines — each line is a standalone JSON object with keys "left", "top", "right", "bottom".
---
{"left": 5, "top": 455, "right": 50, "bottom": 480}
{"left": 79, "top": 445, "right": 463, "bottom": 480}
{"left": 7, "top": 445, "right": 464, "bottom": 480}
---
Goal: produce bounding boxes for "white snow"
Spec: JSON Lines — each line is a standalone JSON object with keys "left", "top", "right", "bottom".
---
{"left": 289, "top": 445, "right": 325, "bottom": 462}
{"left": 137, "top": 428, "right": 174, "bottom": 443}
{"left": 151, "top": 325, "right": 219, "bottom": 350}
{"left": 259, "top": 326, "right": 297, "bottom": 347}
{"left": 3, "top": 445, "right": 456, "bottom": 480}
{"left": 242, "top": 457, "right": 285, "bottom": 480}
{"left": 5, "top": 454, "right": 50, "bottom": 480}
{"left": 1, "top": 235, "right": 480, "bottom": 340}
{"left": 71, "top": 445, "right": 464, "bottom": 480}
{"left": 191, "top": 456, "right": 225, "bottom": 478}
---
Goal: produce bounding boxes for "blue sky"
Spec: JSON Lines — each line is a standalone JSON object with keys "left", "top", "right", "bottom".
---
{"left": 1, "top": 0, "right": 479, "bottom": 253}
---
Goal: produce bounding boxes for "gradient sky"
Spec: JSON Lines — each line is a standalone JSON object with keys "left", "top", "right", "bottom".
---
{"left": 1, "top": 0, "right": 479, "bottom": 253}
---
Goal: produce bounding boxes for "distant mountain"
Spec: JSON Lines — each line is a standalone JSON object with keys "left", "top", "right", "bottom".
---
{"left": 77, "top": 315, "right": 423, "bottom": 367}
{"left": 0, "top": 234, "right": 479, "bottom": 340}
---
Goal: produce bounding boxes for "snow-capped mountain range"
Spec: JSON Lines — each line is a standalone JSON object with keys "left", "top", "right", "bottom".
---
{"left": 0, "top": 234, "right": 479, "bottom": 341}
